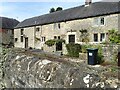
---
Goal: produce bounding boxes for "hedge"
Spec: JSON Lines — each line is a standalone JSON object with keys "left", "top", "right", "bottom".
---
{"left": 66, "top": 43, "right": 81, "bottom": 57}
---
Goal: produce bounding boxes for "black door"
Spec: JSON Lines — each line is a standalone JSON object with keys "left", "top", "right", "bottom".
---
{"left": 25, "top": 37, "right": 28, "bottom": 48}
{"left": 69, "top": 35, "right": 75, "bottom": 43}
{"left": 56, "top": 42, "right": 62, "bottom": 51}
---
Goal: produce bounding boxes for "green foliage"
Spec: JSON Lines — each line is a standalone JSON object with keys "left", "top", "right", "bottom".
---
{"left": 108, "top": 29, "right": 120, "bottom": 44}
{"left": 56, "top": 7, "right": 63, "bottom": 11}
{"left": 49, "top": 8, "right": 55, "bottom": 13}
{"left": 79, "top": 29, "right": 89, "bottom": 43}
{"left": 66, "top": 43, "right": 81, "bottom": 57}
{"left": 81, "top": 44, "right": 104, "bottom": 64}
{"left": 35, "top": 37, "right": 40, "bottom": 42}
{"left": 45, "top": 40, "right": 56, "bottom": 47}
{"left": 50, "top": 7, "right": 63, "bottom": 13}
{"left": 56, "top": 39, "right": 65, "bottom": 44}
{"left": 45, "top": 39, "right": 65, "bottom": 47}
{"left": 81, "top": 45, "right": 92, "bottom": 53}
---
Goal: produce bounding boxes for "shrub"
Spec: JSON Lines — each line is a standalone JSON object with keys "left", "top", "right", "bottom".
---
{"left": 81, "top": 45, "right": 92, "bottom": 53}
{"left": 45, "top": 40, "right": 56, "bottom": 47}
{"left": 108, "top": 29, "right": 120, "bottom": 44}
{"left": 81, "top": 44, "right": 104, "bottom": 64}
{"left": 66, "top": 43, "right": 81, "bottom": 57}
{"left": 45, "top": 39, "right": 65, "bottom": 47}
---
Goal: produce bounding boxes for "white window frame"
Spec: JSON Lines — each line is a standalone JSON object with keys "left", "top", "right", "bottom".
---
{"left": 93, "top": 17, "right": 105, "bottom": 26}
{"left": 100, "top": 33, "right": 105, "bottom": 42}
{"left": 41, "top": 37, "right": 46, "bottom": 42}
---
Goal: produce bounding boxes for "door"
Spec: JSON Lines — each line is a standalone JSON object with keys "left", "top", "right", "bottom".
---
{"left": 25, "top": 37, "right": 28, "bottom": 48}
{"left": 56, "top": 42, "right": 62, "bottom": 51}
{"left": 69, "top": 35, "right": 75, "bottom": 43}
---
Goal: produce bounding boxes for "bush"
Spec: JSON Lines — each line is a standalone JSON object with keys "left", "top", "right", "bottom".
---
{"left": 92, "top": 45, "right": 104, "bottom": 64}
{"left": 66, "top": 43, "right": 81, "bottom": 57}
{"left": 45, "top": 39, "right": 65, "bottom": 47}
{"left": 81, "top": 45, "right": 92, "bottom": 53}
{"left": 81, "top": 44, "right": 104, "bottom": 64}
{"left": 45, "top": 40, "right": 56, "bottom": 47}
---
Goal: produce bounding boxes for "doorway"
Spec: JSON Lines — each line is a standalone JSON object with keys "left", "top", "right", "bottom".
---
{"left": 25, "top": 37, "right": 28, "bottom": 48}
{"left": 56, "top": 42, "right": 62, "bottom": 51}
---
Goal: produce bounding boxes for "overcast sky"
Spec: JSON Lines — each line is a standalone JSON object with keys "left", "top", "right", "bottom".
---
{"left": 0, "top": 0, "right": 105, "bottom": 21}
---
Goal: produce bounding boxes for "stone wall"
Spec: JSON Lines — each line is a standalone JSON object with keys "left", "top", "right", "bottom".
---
{"left": 0, "top": 48, "right": 120, "bottom": 89}
{"left": 102, "top": 44, "right": 119, "bottom": 62}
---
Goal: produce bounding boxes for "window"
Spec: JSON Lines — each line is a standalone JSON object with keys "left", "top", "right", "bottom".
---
{"left": 15, "top": 38, "right": 18, "bottom": 42}
{"left": 58, "top": 23, "right": 60, "bottom": 29}
{"left": 54, "top": 36, "right": 57, "bottom": 39}
{"left": 100, "top": 33, "right": 105, "bottom": 41}
{"left": 21, "top": 36, "right": 23, "bottom": 42}
{"left": 36, "top": 27, "right": 40, "bottom": 32}
{"left": 93, "top": 17, "right": 105, "bottom": 26}
{"left": 94, "top": 18, "right": 99, "bottom": 25}
{"left": 42, "top": 37, "right": 46, "bottom": 42}
{"left": 69, "top": 35, "right": 75, "bottom": 43}
{"left": 94, "top": 34, "right": 98, "bottom": 42}
{"left": 54, "top": 23, "right": 57, "bottom": 29}
{"left": 58, "top": 36, "right": 60, "bottom": 39}
{"left": 100, "top": 17, "right": 105, "bottom": 25}
{"left": 21, "top": 29, "right": 24, "bottom": 35}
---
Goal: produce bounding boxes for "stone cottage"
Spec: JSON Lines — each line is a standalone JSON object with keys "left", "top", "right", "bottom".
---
{"left": 0, "top": 17, "right": 19, "bottom": 47}
{"left": 14, "top": 0, "right": 120, "bottom": 54}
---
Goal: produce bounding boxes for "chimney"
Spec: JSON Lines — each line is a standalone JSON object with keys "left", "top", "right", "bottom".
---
{"left": 85, "top": 0, "right": 92, "bottom": 6}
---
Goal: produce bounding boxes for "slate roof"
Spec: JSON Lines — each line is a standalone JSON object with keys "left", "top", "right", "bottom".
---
{"left": 16, "top": 2, "right": 120, "bottom": 28}
{"left": 0, "top": 17, "right": 19, "bottom": 29}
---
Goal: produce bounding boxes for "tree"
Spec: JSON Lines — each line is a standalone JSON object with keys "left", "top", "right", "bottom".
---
{"left": 56, "top": 7, "right": 63, "bottom": 11}
{"left": 49, "top": 8, "right": 55, "bottom": 13}
{"left": 49, "top": 7, "right": 63, "bottom": 13}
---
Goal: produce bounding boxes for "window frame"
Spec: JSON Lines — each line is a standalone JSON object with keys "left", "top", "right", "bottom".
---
{"left": 100, "top": 17, "right": 105, "bottom": 25}
{"left": 58, "top": 23, "right": 60, "bottom": 29}
{"left": 36, "top": 27, "right": 40, "bottom": 32}
{"left": 21, "top": 29, "right": 24, "bottom": 35}
{"left": 93, "top": 33, "right": 98, "bottom": 42}
{"left": 100, "top": 33, "right": 105, "bottom": 42}
{"left": 42, "top": 37, "right": 46, "bottom": 42}
{"left": 21, "top": 36, "right": 23, "bottom": 42}
{"left": 93, "top": 17, "right": 105, "bottom": 26}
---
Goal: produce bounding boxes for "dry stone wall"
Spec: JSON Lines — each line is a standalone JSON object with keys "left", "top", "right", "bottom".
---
{"left": 0, "top": 48, "right": 120, "bottom": 89}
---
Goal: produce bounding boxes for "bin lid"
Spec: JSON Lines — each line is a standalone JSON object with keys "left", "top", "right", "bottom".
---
{"left": 87, "top": 48, "right": 98, "bottom": 51}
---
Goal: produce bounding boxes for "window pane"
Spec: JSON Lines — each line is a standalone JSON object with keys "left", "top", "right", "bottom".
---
{"left": 21, "top": 29, "right": 24, "bottom": 35}
{"left": 58, "top": 23, "right": 60, "bottom": 29}
{"left": 54, "top": 36, "right": 57, "bottom": 39}
{"left": 58, "top": 36, "right": 60, "bottom": 39}
{"left": 15, "top": 38, "right": 18, "bottom": 42}
{"left": 100, "top": 17, "right": 104, "bottom": 25}
{"left": 44, "top": 37, "right": 46, "bottom": 41}
{"left": 94, "top": 34, "right": 98, "bottom": 42}
{"left": 36, "top": 28, "right": 39, "bottom": 31}
{"left": 100, "top": 33, "right": 105, "bottom": 41}
{"left": 94, "top": 18, "right": 99, "bottom": 25}
{"left": 69, "top": 35, "right": 75, "bottom": 43}
{"left": 21, "top": 36, "right": 23, "bottom": 42}
{"left": 42, "top": 37, "right": 45, "bottom": 42}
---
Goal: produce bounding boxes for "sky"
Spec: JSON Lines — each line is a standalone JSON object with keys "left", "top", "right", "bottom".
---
{"left": 0, "top": 0, "right": 103, "bottom": 22}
